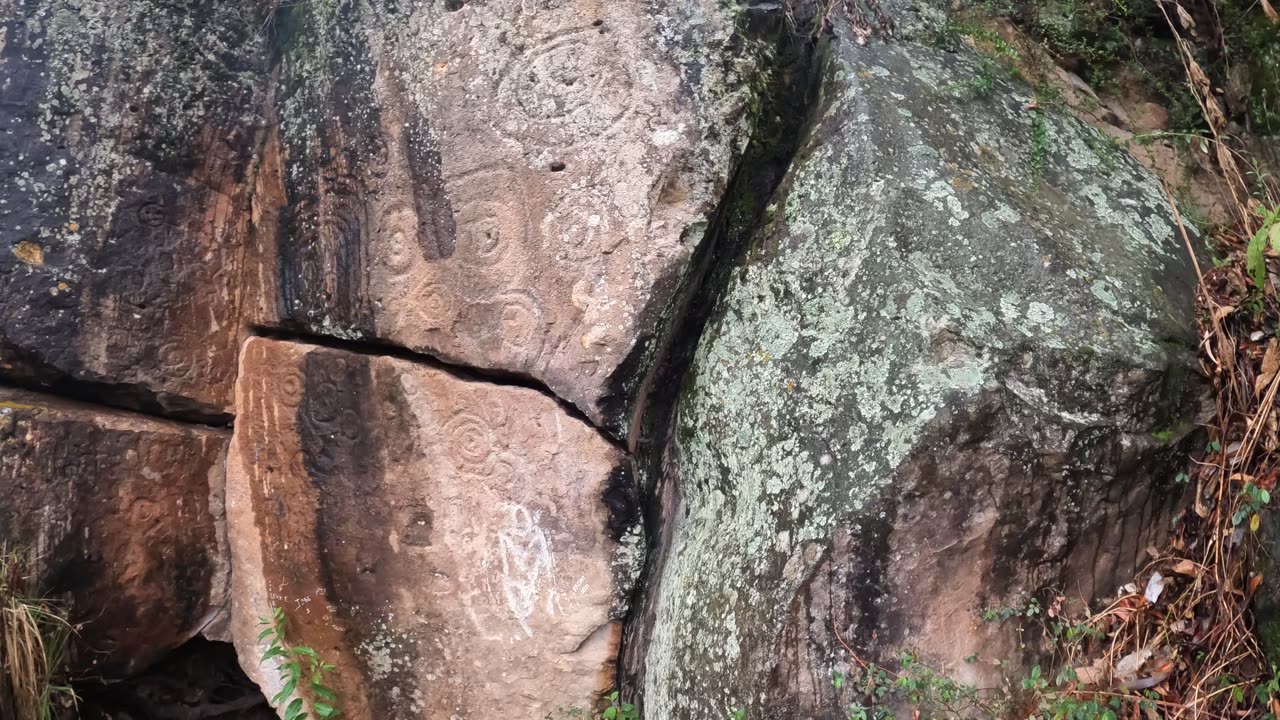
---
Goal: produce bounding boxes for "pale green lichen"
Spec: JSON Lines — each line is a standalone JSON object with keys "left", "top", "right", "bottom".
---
{"left": 6, "top": 0, "right": 266, "bottom": 261}
{"left": 643, "top": 26, "right": 1198, "bottom": 718}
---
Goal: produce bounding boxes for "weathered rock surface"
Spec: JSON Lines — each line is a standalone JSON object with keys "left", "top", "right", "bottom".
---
{"left": 0, "top": 388, "right": 230, "bottom": 677}
{"left": 225, "top": 337, "right": 642, "bottom": 719}
{"left": 630, "top": 19, "right": 1204, "bottom": 718}
{"left": 248, "top": 0, "right": 768, "bottom": 432}
{"left": 0, "top": 0, "right": 270, "bottom": 419}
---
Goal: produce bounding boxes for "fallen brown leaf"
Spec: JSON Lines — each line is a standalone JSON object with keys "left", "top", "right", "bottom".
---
{"left": 1256, "top": 339, "right": 1280, "bottom": 395}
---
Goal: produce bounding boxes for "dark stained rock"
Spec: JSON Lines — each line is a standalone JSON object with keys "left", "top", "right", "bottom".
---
{"left": 225, "top": 337, "right": 644, "bottom": 719}
{"left": 627, "top": 16, "right": 1206, "bottom": 718}
{"left": 0, "top": 388, "right": 230, "bottom": 678}
{"left": 246, "top": 0, "right": 772, "bottom": 433}
{"left": 0, "top": 1, "right": 271, "bottom": 419}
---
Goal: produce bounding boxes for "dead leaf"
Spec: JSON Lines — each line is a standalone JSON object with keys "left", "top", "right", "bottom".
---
{"left": 1257, "top": 339, "right": 1280, "bottom": 395}
{"left": 1264, "top": 0, "right": 1279, "bottom": 24}
{"left": 12, "top": 241, "right": 43, "bottom": 266}
{"left": 1213, "top": 304, "right": 1237, "bottom": 323}
{"left": 1115, "top": 648, "right": 1152, "bottom": 680}
{"left": 1074, "top": 658, "right": 1110, "bottom": 686}
{"left": 1250, "top": 573, "right": 1265, "bottom": 597}
{"left": 1170, "top": 559, "right": 1200, "bottom": 576}
{"left": 1175, "top": 3, "right": 1197, "bottom": 31}
{"left": 1144, "top": 571, "right": 1167, "bottom": 604}
{"left": 1123, "top": 670, "right": 1172, "bottom": 691}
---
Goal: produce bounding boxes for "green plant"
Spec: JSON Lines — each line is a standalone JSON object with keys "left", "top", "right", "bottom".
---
{"left": 0, "top": 548, "right": 76, "bottom": 720}
{"left": 601, "top": 691, "right": 637, "bottom": 720}
{"left": 1245, "top": 203, "right": 1280, "bottom": 288}
{"left": 1029, "top": 109, "right": 1052, "bottom": 180}
{"left": 1232, "top": 481, "right": 1272, "bottom": 532}
{"left": 258, "top": 607, "right": 341, "bottom": 720}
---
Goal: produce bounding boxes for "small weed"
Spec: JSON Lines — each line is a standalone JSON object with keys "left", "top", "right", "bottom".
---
{"left": 258, "top": 607, "right": 342, "bottom": 720}
{"left": 1231, "top": 481, "right": 1271, "bottom": 532}
{"left": 1029, "top": 109, "right": 1052, "bottom": 180}
{"left": 0, "top": 547, "right": 76, "bottom": 720}
{"left": 601, "top": 691, "right": 638, "bottom": 720}
{"left": 1245, "top": 203, "right": 1280, "bottom": 288}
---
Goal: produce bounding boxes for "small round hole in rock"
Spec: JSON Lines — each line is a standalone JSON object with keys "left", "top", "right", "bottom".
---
{"left": 592, "top": 19, "right": 604, "bottom": 26}
{"left": 445, "top": 0, "right": 465, "bottom": 10}
{"left": 550, "top": 161, "right": 566, "bottom": 172}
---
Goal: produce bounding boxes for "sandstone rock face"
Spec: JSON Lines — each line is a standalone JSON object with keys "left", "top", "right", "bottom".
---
{"left": 631, "top": 22, "right": 1204, "bottom": 719}
{"left": 225, "top": 337, "right": 641, "bottom": 719}
{"left": 249, "top": 0, "right": 765, "bottom": 431}
{"left": 0, "top": 0, "right": 270, "bottom": 419}
{"left": 0, "top": 388, "right": 230, "bottom": 677}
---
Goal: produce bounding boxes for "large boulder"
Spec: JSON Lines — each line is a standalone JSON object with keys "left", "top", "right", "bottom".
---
{"left": 0, "top": 1, "right": 270, "bottom": 419}
{"left": 225, "top": 337, "right": 642, "bottom": 719}
{"left": 630, "top": 18, "right": 1204, "bottom": 719}
{"left": 247, "top": 0, "right": 770, "bottom": 432}
{"left": 0, "top": 388, "right": 230, "bottom": 677}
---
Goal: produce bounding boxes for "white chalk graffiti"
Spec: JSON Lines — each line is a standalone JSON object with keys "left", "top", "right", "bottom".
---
{"left": 497, "top": 504, "right": 555, "bottom": 637}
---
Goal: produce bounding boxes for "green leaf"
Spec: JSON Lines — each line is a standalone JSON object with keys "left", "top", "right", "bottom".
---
{"left": 295, "top": 646, "right": 319, "bottom": 657}
{"left": 314, "top": 702, "right": 340, "bottom": 718}
{"left": 272, "top": 678, "right": 298, "bottom": 707}
{"left": 283, "top": 698, "right": 307, "bottom": 720}
{"left": 258, "top": 626, "right": 276, "bottom": 641}
{"left": 603, "top": 708, "right": 617, "bottom": 719}
{"left": 261, "top": 646, "right": 287, "bottom": 663}
{"left": 311, "top": 682, "right": 339, "bottom": 701}
{"left": 1249, "top": 224, "right": 1270, "bottom": 288}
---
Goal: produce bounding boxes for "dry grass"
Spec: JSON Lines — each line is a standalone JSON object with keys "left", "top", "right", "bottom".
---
{"left": 0, "top": 548, "right": 75, "bottom": 720}
{"left": 1043, "top": 2, "right": 1280, "bottom": 716}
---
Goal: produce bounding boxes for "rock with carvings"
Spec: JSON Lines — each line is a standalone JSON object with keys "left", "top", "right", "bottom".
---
{"left": 627, "top": 16, "right": 1205, "bottom": 719}
{"left": 0, "top": 0, "right": 270, "bottom": 419}
{"left": 225, "top": 337, "right": 642, "bottom": 719}
{"left": 248, "top": 0, "right": 770, "bottom": 432}
{"left": 0, "top": 388, "right": 230, "bottom": 677}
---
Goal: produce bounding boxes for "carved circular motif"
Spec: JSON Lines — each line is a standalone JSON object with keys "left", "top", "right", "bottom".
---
{"left": 137, "top": 201, "right": 167, "bottom": 228}
{"left": 443, "top": 411, "right": 497, "bottom": 476}
{"left": 493, "top": 290, "right": 546, "bottom": 356}
{"left": 542, "top": 192, "right": 622, "bottom": 260}
{"left": 448, "top": 166, "right": 532, "bottom": 267}
{"left": 496, "top": 29, "right": 636, "bottom": 145}
{"left": 380, "top": 203, "right": 423, "bottom": 283}
{"left": 276, "top": 370, "right": 306, "bottom": 408}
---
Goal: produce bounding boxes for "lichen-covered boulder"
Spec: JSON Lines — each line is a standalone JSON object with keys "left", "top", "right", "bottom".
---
{"left": 0, "top": 1, "right": 270, "bottom": 418}
{"left": 631, "top": 20, "right": 1204, "bottom": 719}
{"left": 0, "top": 389, "right": 230, "bottom": 677}
{"left": 247, "top": 0, "right": 769, "bottom": 432}
{"left": 225, "top": 337, "right": 642, "bottom": 719}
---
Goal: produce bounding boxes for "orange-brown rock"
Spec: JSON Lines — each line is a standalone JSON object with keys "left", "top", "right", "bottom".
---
{"left": 225, "top": 337, "right": 641, "bottom": 719}
{"left": 249, "top": 0, "right": 766, "bottom": 432}
{"left": 0, "top": 2, "right": 271, "bottom": 419}
{"left": 0, "top": 388, "right": 230, "bottom": 677}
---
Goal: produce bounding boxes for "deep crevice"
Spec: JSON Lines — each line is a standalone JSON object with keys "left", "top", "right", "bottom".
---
{"left": 248, "top": 326, "right": 628, "bottom": 453}
{"left": 616, "top": 0, "right": 831, "bottom": 706}
{"left": 70, "top": 637, "right": 272, "bottom": 720}
{"left": 0, "top": 374, "right": 233, "bottom": 430}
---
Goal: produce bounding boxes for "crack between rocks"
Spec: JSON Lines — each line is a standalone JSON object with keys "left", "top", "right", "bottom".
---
{"left": 616, "top": 0, "right": 831, "bottom": 704}
{"left": 0, "top": 378, "right": 233, "bottom": 431}
{"left": 247, "top": 326, "right": 629, "bottom": 453}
